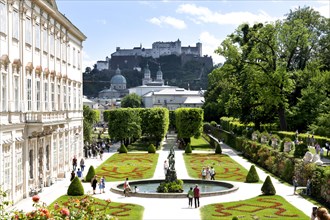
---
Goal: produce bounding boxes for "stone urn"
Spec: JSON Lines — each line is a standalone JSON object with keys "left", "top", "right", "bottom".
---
{"left": 271, "top": 138, "right": 279, "bottom": 149}
{"left": 261, "top": 135, "right": 268, "bottom": 144}
{"left": 252, "top": 133, "right": 258, "bottom": 141}
{"left": 284, "top": 142, "right": 292, "bottom": 152}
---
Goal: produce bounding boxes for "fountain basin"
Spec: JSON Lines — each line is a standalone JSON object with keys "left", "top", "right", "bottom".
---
{"left": 111, "top": 179, "right": 238, "bottom": 198}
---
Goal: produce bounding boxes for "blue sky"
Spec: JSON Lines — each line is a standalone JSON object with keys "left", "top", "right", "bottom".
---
{"left": 56, "top": 1, "right": 330, "bottom": 69}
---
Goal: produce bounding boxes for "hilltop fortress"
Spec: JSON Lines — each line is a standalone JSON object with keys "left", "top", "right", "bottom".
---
{"left": 96, "top": 39, "right": 213, "bottom": 71}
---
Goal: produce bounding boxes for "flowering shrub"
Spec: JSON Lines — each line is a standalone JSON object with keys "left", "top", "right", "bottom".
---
{"left": 9, "top": 195, "right": 117, "bottom": 220}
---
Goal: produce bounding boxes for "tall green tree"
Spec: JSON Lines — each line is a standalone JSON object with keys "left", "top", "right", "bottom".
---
{"left": 83, "top": 105, "right": 99, "bottom": 142}
{"left": 121, "top": 93, "right": 142, "bottom": 108}
{"left": 205, "top": 6, "right": 329, "bottom": 131}
{"left": 175, "top": 108, "right": 204, "bottom": 146}
{"left": 139, "top": 108, "right": 169, "bottom": 146}
{"left": 107, "top": 109, "right": 141, "bottom": 146}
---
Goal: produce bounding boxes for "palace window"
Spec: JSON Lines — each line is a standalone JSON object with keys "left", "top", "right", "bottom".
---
{"left": 44, "top": 81, "right": 48, "bottom": 110}
{"left": 72, "top": 47, "right": 76, "bottom": 67}
{"left": 50, "top": 33, "right": 54, "bottom": 55}
{"left": 36, "top": 80, "right": 41, "bottom": 111}
{"left": 51, "top": 80, "right": 55, "bottom": 110}
{"left": 63, "top": 84, "right": 67, "bottom": 110}
{"left": 29, "top": 149, "right": 33, "bottom": 179}
{"left": 14, "top": 76, "right": 19, "bottom": 111}
{"left": 2, "top": 73, "right": 7, "bottom": 111}
{"left": 35, "top": 23, "right": 40, "bottom": 49}
{"left": 25, "top": 17, "right": 32, "bottom": 45}
{"left": 12, "top": 10, "right": 19, "bottom": 39}
{"left": 62, "top": 42, "right": 66, "bottom": 61}
{"left": 16, "top": 144, "right": 23, "bottom": 185}
{"left": 73, "top": 87, "right": 76, "bottom": 110}
{"left": 77, "top": 50, "right": 81, "bottom": 69}
{"left": 0, "top": 1, "right": 7, "bottom": 34}
{"left": 68, "top": 85, "right": 71, "bottom": 110}
{"left": 27, "top": 78, "right": 32, "bottom": 111}
{"left": 3, "top": 145, "right": 11, "bottom": 190}
{"left": 43, "top": 27, "right": 48, "bottom": 53}
{"left": 56, "top": 37, "right": 60, "bottom": 58}
{"left": 57, "top": 84, "right": 61, "bottom": 110}
{"left": 53, "top": 140, "right": 57, "bottom": 170}
{"left": 46, "top": 145, "right": 50, "bottom": 170}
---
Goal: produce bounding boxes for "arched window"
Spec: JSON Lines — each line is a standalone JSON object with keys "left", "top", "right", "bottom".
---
{"left": 29, "top": 150, "right": 33, "bottom": 179}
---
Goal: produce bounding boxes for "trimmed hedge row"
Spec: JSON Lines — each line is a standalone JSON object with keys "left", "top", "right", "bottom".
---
{"left": 274, "top": 131, "right": 330, "bottom": 147}
{"left": 211, "top": 126, "right": 330, "bottom": 206}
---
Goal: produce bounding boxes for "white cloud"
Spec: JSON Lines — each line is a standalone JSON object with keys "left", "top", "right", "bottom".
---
{"left": 199, "top": 32, "right": 225, "bottom": 64}
{"left": 148, "top": 16, "right": 187, "bottom": 29}
{"left": 96, "top": 19, "right": 107, "bottom": 25}
{"left": 177, "top": 4, "right": 278, "bottom": 25}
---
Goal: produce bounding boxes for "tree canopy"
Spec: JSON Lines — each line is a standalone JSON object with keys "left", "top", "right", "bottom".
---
{"left": 204, "top": 6, "right": 330, "bottom": 133}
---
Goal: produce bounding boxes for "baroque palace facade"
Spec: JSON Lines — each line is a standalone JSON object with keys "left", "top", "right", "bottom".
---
{"left": 0, "top": 0, "right": 86, "bottom": 203}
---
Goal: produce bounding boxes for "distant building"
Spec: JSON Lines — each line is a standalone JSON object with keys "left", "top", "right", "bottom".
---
{"left": 95, "top": 39, "right": 213, "bottom": 70}
{"left": 143, "top": 88, "right": 204, "bottom": 110}
{"left": 96, "top": 56, "right": 110, "bottom": 71}
{"left": 98, "top": 66, "right": 128, "bottom": 99}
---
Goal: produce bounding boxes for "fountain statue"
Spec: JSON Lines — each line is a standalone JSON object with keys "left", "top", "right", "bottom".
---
{"left": 165, "top": 146, "right": 177, "bottom": 182}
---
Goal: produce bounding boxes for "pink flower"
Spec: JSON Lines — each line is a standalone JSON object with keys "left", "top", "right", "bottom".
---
{"left": 32, "top": 195, "right": 40, "bottom": 203}
{"left": 105, "top": 199, "right": 111, "bottom": 203}
{"left": 54, "top": 202, "right": 60, "bottom": 210}
{"left": 60, "top": 208, "right": 70, "bottom": 216}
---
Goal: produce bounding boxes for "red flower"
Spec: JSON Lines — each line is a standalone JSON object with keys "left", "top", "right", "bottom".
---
{"left": 32, "top": 195, "right": 40, "bottom": 203}
{"left": 60, "top": 208, "right": 70, "bottom": 216}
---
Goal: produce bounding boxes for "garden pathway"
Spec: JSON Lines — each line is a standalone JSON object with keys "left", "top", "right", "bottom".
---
{"left": 10, "top": 134, "right": 316, "bottom": 219}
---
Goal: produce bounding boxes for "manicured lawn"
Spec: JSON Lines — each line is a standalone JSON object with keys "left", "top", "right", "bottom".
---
{"left": 95, "top": 153, "right": 159, "bottom": 181}
{"left": 49, "top": 195, "right": 144, "bottom": 220}
{"left": 201, "top": 195, "right": 309, "bottom": 220}
{"left": 191, "top": 137, "right": 213, "bottom": 151}
{"left": 184, "top": 154, "right": 249, "bottom": 182}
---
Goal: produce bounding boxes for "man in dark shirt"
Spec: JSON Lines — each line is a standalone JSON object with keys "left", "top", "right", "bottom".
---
{"left": 193, "top": 184, "right": 200, "bottom": 208}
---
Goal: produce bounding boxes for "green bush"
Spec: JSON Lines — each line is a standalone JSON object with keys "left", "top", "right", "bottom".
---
{"left": 246, "top": 165, "right": 259, "bottom": 183}
{"left": 185, "top": 143, "right": 192, "bottom": 154}
{"left": 294, "top": 143, "right": 308, "bottom": 158}
{"left": 157, "top": 179, "right": 184, "bottom": 193}
{"left": 261, "top": 176, "right": 276, "bottom": 195}
{"left": 118, "top": 144, "right": 128, "bottom": 153}
{"left": 215, "top": 142, "right": 222, "bottom": 154}
{"left": 210, "top": 121, "right": 217, "bottom": 127}
{"left": 148, "top": 144, "right": 156, "bottom": 153}
{"left": 85, "top": 166, "right": 95, "bottom": 182}
{"left": 232, "top": 217, "right": 239, "bottom": 220}
{"left": 67, "top": 176, "right": 84, "bottom": 196}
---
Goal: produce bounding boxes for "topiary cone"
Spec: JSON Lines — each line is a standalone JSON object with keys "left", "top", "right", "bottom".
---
{"left": 85, "top": 165, "right": 95, "bottom": 182}
{"left": 215, "top": 142, "right": 222, "bottom": 154}
{"left": 261, "top": 175, "right": 276, "bottom": 195}
{"left": 67, "top": 176, "right": 84, "bottom": 196}
{"left": 185, "top": 143, "right": 192, "bottom": 154}
{"left": 246, "top": 165, "right": 260, "bottom": 183}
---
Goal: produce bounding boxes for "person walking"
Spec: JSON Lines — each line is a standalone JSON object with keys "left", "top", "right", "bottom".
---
{"left": 80, "top": 158, "right": 85, "bottom": 172}
{"left": 193, "top": 184, "right": 200, "bottom": 208}
{"left": 210, "top": 166, "right": 216, "bottom": 180}
{"left": 72, "top": 156, "right": 77, "bottom": 171}
{"left": 70, "top": 170, "right": 75, "bottom": 181}
{"left": 292, "top": 176, "right": 298, "bottom": 195}
{"left": 99, "top": 176, "right": 105, "bottom": 193}
{"left": 91, "top": 175, "right": 98, "bottom": 194}
{"left": 306, "top": 177, "right": 312, "bottom": 196}
{"left": 187, "top": 187, "right": 194, "bottom": 208}
{"left": 76, "top": 168, "right": 82, "bottom": 180}
{"left": 123, "top": 178, "right": 131, "bottom": 197}
{"left": 201, "top": 167, "right": 206, "bottom": 180}
{"left": 164, "top": 160, "right": 169, "bottom": 175}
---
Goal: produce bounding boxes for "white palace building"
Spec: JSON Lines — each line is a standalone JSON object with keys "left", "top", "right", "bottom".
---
{"left": 0, "top": 0, "right": 86, "bottom": 203}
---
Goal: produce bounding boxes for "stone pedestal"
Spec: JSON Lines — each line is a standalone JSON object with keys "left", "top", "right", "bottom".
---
{"left": 284, "top": 142, "right": 292, "bottom": 152}
{"left": 165, "top": 169, "right": 177, "bottom": 182}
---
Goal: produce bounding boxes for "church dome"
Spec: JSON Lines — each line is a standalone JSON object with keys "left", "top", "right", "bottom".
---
{"left": 110, "top": 74, "right": 127, "bottom": 84}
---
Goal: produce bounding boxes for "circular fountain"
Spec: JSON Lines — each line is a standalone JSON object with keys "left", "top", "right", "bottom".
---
{"left": 110, "top": 146, "right": 239, "bottom": 198}
{"left": 111, "top": 179, "right": 238, "bottom": 198}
